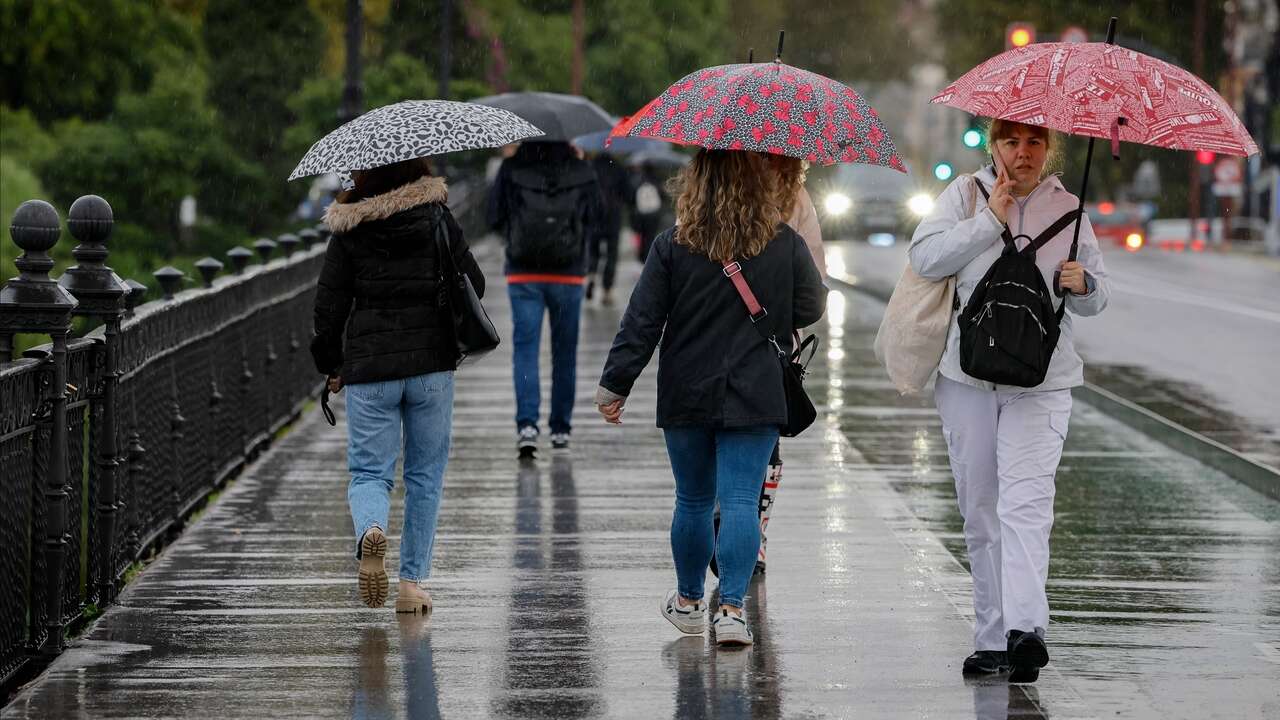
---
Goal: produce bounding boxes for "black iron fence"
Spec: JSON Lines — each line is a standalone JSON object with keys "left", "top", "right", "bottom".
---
{"left": 0, "top": 195, "right": 328, "bottom": 692}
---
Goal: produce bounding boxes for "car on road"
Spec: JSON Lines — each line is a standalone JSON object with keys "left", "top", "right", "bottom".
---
{"left": 1085, "top": 201, "right": 1149, "bottom": 252}
{"left": 816, "top": 163, "right": 937, "bottom": 246}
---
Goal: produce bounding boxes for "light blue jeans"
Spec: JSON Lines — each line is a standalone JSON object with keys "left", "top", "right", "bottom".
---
{"left": 345, "top": 371, "right": 454, "bottom": 583}
{"left": 663, "top": 426, "right": 780, "bottom": 608}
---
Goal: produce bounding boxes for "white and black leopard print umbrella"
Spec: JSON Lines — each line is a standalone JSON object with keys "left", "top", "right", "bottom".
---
{"left": 288, "top": 100, "right": 544, "bottom": 181}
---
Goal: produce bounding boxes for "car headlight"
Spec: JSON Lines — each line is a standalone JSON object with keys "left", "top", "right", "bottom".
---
{"left": 824, "top": 192, "right": 852, "bottom": 216}
{"left": 907, "top": 193, "right": 935, "bottom": 217}
{"left": 1125, "top": 232, "right": 1143, "bottom": 251}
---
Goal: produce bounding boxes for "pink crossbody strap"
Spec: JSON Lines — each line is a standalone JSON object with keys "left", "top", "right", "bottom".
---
{"left": 721, "top": 260, "right": 768, "bottom": 323}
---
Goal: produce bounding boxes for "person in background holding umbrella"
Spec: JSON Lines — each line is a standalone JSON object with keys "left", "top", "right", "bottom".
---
{"left": 587, "top": 152, "right": 631, "bottom": 305}
{"left": 909, "top": 119, "right": 1110, "bottom": 682}
{"left": 312, "top": 157, "right": 487, "bottom": 615}
{"left": 595, "top": 149, "right": 825, "bottom": 646}
{"left": 487, "top": 141, "right": 606, "bottom": 458}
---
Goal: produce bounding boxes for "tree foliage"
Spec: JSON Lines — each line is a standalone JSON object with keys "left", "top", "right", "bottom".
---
{"left": 0, "top": 0, "right": 200, "bottom": 122}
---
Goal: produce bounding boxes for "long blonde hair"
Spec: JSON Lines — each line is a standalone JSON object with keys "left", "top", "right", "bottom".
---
{"left": 669, "top": 150, "right": 806, "bottom": 263}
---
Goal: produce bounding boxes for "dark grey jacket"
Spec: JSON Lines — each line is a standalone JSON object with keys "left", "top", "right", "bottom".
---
{"left": 599, "top": 224, "right": 826, "bottom": 428}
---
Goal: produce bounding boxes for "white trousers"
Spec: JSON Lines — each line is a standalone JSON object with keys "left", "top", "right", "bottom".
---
{"left": 934, "top": 375, "right": 1071, "bottom": 651}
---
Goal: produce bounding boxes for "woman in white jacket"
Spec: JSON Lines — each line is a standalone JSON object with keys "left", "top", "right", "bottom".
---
{"left": 909, "top": 119, "right": 1109, "bottom": 682}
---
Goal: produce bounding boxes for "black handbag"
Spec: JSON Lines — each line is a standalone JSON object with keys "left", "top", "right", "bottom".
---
{"left": 435, "top": 222, "right": 500, "bottom": 367}
{"left": 722, "top": 260, "right": 819, "bottom": 437}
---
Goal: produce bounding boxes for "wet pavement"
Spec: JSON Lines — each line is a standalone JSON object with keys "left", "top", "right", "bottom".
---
{"left": 826, "top": 241, "right": 1280, "bottom": 469}
{"left": 8, "top": 248, "right": 1279, "bottom": 719}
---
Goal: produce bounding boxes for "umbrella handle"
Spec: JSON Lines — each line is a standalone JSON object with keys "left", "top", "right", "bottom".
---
{"left": 1057, "top": 15, "right": 1119, "bottom": 299}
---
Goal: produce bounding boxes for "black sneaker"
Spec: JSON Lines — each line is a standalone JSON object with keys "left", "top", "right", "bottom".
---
{"left": 962, "top": 650, "right": 1008, "bottom": 675}
{"left": 517, "top": 426, "right": 538, "bottom": 459}
{"left": 1007, "top": 630, "right": 1049, "bottom": 684}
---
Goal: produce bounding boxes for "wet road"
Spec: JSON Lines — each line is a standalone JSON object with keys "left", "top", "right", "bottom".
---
{"left": 827, "top": 241, "right": 1280, "bottom": 467}
{"left": 8, "top": 249, "right": 1278, "bottom": 718}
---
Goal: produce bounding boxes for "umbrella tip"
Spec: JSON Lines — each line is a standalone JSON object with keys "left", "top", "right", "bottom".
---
{"left": 748, "top": 47, "right": 754, "bottom": 63}
{"left": 776, "top": 30, "right": 785, "bottom": 62}
{"left": 1105, "top": 16, "right": 1118, "bottom": 43}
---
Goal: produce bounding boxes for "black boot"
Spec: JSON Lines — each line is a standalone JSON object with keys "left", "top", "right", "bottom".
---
{"left": 962, "top": 650, "right": 1008, "bottom": 675}
{"left": 1007, "top": 630, "right": 1049, "bottom": 684}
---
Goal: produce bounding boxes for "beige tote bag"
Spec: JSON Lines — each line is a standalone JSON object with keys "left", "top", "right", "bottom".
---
{"left": 873, "top": 177, "right": 978, "bottom": 395}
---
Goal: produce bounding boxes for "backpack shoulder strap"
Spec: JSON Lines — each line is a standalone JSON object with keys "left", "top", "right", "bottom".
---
{"left": 1024, "top": 209, "right": 1083, "bottom": 254}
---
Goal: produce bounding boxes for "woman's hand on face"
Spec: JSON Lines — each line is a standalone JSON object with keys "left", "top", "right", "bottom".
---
{"left": 987, "top": 163, "right": 1016, "bottom": 226}
{"left": 327, "top": 375, "right": 343, "bottom": 394}
{"left": 1057, "top": 261, "right": 1088, "bottom": 295}
{"left": 598, "top": 400, "right": 624, "bottom": 424}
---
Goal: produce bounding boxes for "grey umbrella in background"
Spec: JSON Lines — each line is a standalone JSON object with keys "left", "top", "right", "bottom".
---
{"left": 627, "top": 147, "right": 690, "bottom": 168}
{"left": 472, "top": 92, "right": 613, "bottom": 142}
{"left": 288, "top": 99, "right": 543, "bottom": 182}
{"left": 573, "top": 126, "right": 669, "bottom": 155}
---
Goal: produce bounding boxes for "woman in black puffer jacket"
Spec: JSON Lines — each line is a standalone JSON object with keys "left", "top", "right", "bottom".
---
{"left": 311, "top": 157, "right": 484, "bottom": 615}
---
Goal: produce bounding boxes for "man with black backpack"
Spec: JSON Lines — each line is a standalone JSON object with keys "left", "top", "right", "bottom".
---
{"left": 487, "top": 141, "right": 606, "bottom": 458}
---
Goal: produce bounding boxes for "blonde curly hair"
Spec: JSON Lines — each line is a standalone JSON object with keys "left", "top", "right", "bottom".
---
{"left": 668, "top": 150, "right": 806, "bottom": 263}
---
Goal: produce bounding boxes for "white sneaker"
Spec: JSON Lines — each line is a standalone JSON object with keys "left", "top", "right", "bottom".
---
{"left": 711, "top": 608, "right": 753, "bottom": 646}
{"left": 660, "top": 589, "right": 706, "bottom": 635}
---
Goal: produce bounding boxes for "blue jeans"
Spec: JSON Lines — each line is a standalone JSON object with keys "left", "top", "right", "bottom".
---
{"left": 345, "top": 371, "right": 454, "bottom": 583}
{"left": 508, "top": 282, "right": 584, "bottom": 434}
{"left": 663, "top": 426, "right": 780, "bottom": 608}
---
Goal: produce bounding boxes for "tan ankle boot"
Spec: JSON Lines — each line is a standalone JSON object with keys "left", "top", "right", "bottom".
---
{"left": 358, "top": 527, "right": 388, "bottom": 608}
{"left": 395, "top": 582, "right": 432, "bottom": 615}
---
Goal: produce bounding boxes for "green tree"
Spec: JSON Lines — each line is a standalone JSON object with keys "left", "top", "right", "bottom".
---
{"left": 37, "top": 66, "right": 252, "bottom": 258}
{"left": 584, "top": 0, "right": 730, "bottom": 116}
{"left": 0, "top": 0, "right": 200, "bottom": 123}
{"left": 202, "top": 0, "right": 327, "bottom": 227}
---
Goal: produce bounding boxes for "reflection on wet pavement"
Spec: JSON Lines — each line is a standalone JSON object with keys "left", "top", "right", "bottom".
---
{"left": 495, "top": 457, "right": 601, "bottom": 719}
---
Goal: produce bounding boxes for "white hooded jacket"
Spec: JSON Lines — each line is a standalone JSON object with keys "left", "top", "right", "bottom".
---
{"left": 908, "top": 165, "right": 1110, "bottom": 392}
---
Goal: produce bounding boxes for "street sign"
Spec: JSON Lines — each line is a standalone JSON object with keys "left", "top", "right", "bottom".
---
{"left": 1060, "top": 26, "right": 1088, "bottom": 44}
{"left": 1212, "top": 157, "right": 1243, "bottom": 197}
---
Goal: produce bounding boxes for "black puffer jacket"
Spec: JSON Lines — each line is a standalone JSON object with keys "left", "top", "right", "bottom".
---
{"left": 311, "top": 176, "right": 485, "bottom": 384}
{"left": 598, "top": 224, "right": 826, "bottom": 428}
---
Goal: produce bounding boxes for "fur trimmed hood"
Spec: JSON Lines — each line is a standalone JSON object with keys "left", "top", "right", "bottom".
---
{"left": 323, "top": 176, "right": 449, "bottom": 234}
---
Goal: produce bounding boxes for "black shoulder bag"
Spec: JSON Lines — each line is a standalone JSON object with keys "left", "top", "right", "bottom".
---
{"left": 435, "top": 219, "right": 500, "bottom": 367}
{"left": 722, "top": 259, "right": 820, "bottom": 437}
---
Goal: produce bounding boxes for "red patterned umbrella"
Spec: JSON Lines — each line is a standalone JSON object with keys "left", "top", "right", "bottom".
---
{"left": 609, "top": 60, "right": 906, "bottom": 171}
{"left": 931, "top": 25, "right": 1258, "bottom": 158}
{"left": 930, "top": 17, "right": 1258, "bottom": 293}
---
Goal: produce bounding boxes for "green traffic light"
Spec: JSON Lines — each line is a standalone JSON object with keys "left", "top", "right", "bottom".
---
{"left": 963, "top": 129, "right": 983, "bottom": 148}
{"left": 933, "top": 162, "right": 954, "bottom": 181}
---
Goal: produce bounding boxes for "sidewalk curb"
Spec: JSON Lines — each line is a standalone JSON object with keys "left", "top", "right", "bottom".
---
{"left": 827, "top": 272, "right": 1280, "bottom": 502}
{"left": 1072, "top": 382, "right": 1280, "bottom": 501}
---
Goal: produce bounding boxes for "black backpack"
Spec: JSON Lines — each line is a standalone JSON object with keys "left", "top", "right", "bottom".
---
{"left": 959, "top": 180, "right": 1081, "bottom": 388}
{"left": 508, "top": 165, "right": 594, "bottom": 270}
